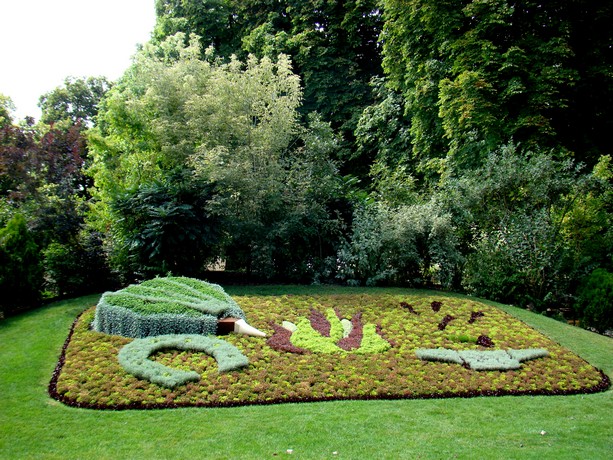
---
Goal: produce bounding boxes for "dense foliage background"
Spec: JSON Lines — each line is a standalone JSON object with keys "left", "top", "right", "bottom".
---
{"left": 1, "top": 0, "right": 612, "bottom": 331}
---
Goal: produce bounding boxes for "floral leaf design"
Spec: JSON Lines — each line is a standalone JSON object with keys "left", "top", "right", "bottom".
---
{"left": 267, "top": 308, "right": 390, "bottom": 354}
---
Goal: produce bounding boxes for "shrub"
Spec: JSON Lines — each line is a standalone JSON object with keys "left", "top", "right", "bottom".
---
{"left": 0, "top": 214, "right": 43, "bottom": 314}
{"left": 462, "top": 209, "right": 575, "bottom": 310}
{"left": 575, "top": 268, "right": 613, "bottom": 333}
{"left": 447, "top": 147, "right": 613, "bottom": 310}
{"left": 337, "top": 200, "right": 461, "bottom": 287}
{"left": 42, "top": 230, "right": 113, "bottom": 298}
{"left": 108, "top": 178, "right": 222, "bottom": 279}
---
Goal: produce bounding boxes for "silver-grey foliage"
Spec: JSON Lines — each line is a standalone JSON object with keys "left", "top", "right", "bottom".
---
{"left": 415, "top": 347, "right": 549, "bottom": 371}
{"left": 118, "top": 334, "right": 249, "bottom": 388}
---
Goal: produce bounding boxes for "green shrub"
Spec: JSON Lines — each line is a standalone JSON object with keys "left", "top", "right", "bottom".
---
{"left": 118, "top": 334, "right": 249, "bottom": 388}
{"left": 42, "top": 230, "right": 113, "bottom": 298}
{"left": 462, "top": 210, "right": 572, "bottom": 310}
{"left": 0, "top": 214, "right": 43, "bottom": 314}
{"left": 575, "top": 268, "right": 613, "bottom": 333}
{"left": 108, "top": 179, "right": 222, "bottom": 279}
{"left": 337, "top": 201, "right": 461, "bottom": 288}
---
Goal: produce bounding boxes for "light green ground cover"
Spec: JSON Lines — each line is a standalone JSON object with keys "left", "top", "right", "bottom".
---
{"left": 1, "top": 286, "right": 612, "bottom": 459}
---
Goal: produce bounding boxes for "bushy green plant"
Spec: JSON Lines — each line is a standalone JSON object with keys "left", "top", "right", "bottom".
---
{"left": 575, "top": 269, "right": 613, "bottom": 333}
{"left": 118, "top": 334, "right": 249, "bottom": 388}
{"left": 108, "top": 177, "right": 222, "bottom": 279}
{"left": 462, "top": 210, "right": 573, "bottom": 309}
{"left": 337, "top": 200, "right": 461, "bottom": 287}
{"left": 42, "top": 230, "right": 113, "bottom": 298}
{"left": 0, "top": 214, "right": 43, "bottom": 314}
{"left": 445, "top": 146, "right": 603, "bottom": 310}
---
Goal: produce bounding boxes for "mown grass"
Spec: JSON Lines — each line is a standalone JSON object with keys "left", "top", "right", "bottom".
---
{"left": 1, "top": 286, "right": 612, "bottom": 459}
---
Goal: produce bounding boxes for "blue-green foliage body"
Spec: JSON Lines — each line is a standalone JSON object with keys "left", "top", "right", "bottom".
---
{"left": 93, "top": 277, "right": 246, "bottom": 338}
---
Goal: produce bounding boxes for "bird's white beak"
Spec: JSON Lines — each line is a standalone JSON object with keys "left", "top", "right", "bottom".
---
{"left": 233, "top": 319, "right": 267, "bottom": 337}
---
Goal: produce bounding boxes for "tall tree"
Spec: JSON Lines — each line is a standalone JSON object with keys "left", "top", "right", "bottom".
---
{"left": 0, "top": 94, "right": 14, "bottom": 128}
{"left": 38, "top": 76, "right": 112, "bottom": 126}
{"left": 153, "top": 0, "right": 384, "bottom": 170}
{"left": 89, "top": 33, "right": 342, "bottom": 279}
{"left": 381, "top": 0, "right": 613, "bottom": 180}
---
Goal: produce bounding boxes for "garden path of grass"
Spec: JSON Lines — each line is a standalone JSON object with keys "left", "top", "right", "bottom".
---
{"left": 1, "top": 286, "right": 612, "bottom": 459}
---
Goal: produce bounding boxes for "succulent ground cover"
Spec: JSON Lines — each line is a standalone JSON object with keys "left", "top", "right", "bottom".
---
{"left": 50, "top": 292, "right": 610, "bottom": 409}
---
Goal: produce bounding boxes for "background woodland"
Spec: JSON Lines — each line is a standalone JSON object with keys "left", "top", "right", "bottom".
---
{"left": 1, "top": 0, "right": 612, "bottom": 332}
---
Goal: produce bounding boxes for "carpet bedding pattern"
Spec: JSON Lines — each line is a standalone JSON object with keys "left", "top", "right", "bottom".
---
{"left": 49, "top": 293, "right": 610, "bottom": 410}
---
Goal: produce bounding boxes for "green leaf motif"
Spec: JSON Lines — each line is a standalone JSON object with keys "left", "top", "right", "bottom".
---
{"left": 285, "top": 308, "right": 391, "bottom": 354}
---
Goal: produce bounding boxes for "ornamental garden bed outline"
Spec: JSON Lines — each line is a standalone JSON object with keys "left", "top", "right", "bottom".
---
{"left": 49, "top": 288, "right": 610, "bottom": 410}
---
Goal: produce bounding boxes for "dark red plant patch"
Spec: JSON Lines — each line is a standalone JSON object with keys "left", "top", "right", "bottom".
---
{"left": 431, "top": 301, "right": 443, "bottom": 312}
{"left": 309, "top": 308, "right": 331, "bottom": 336}
{"left": 438, "top": 315, "right": 455, "bottom": 331}
{"left": 476, "top": 335, "right": 494, "bottom": 347}
{"left": 468, "top": 311, "right": 485, "bottom": 324}
{"left": 267, "top": 322, "right": 310, "bottom": 354}
{"left": 337, "top": 312, "right": 363, "bottom": 351}
{"left": 400, "top": 301, "right": 420, "bottom": 315}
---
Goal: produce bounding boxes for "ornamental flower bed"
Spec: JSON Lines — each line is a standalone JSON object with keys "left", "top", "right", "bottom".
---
{"left": 50, "top": 292, "right": 610, "bottom": 410}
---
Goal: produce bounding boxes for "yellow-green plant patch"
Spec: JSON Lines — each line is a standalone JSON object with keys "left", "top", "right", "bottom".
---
{"left": 49, "top": 293, "right": 609, "bottom": 409}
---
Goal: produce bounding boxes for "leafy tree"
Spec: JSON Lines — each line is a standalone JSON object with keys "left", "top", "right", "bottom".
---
{"left": 0, "top": 94, "right": 14, "bottom": 128}
{"left": 1, "top": 122, "right": 89, "bottom": 245}
{"left": 0, "top": 113, "right": 110, "bottom": 299}
{"left": 154, "top": 0, "right": 244, "bottom": 57}
{"left": 38, "top": 76, "right": 112, "bottom": 126}
{"left": 355, "top": 77, "right": 415, "bottom": 204}
{"left": 153, "top": 0, "right": 385, "bottom": 171}
{"left": 381, "top": 0, "right": 613, "bottom": 180}
{"left": 89, "top": 33, "right": 343, "bottom": 280}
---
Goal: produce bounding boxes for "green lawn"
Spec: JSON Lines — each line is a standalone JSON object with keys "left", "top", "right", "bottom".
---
{"left": 1, "top": 286, "right": 612, "bottom": 459}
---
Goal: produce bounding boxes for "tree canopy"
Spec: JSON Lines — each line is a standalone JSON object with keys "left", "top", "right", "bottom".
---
{"left": 1, "top": 1, "right": 612, "bottom": 328}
